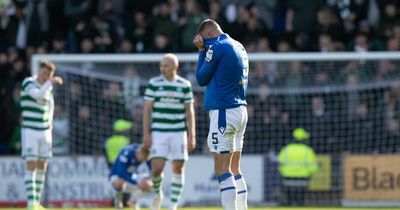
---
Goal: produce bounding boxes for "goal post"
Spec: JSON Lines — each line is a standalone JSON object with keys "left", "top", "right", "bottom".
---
{"left": 30, "top": 52, "right": 400, "bottom": 207}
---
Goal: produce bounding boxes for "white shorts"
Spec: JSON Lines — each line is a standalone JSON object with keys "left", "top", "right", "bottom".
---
{"left": 21, "top": 128, "right": 52, "bottom": 160}
{"left": 207, "top": 106, "right": 248, "bottom": 154}
{"left": 151, "top": 131, "right": 188, "bottom": 161}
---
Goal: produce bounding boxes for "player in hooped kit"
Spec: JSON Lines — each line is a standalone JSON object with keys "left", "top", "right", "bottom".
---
{"left": 143, "top": 53, "right": 196, "bottom": 210}
{"left": 20, "top": 60, "right": 63, "bottom": 210}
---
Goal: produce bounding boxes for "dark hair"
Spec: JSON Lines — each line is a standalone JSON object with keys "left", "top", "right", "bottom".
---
{"left": 196, "top": 19, "right": 220, "bottom": 34}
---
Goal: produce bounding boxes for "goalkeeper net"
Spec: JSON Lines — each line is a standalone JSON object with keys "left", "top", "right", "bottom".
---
{"left": 31, "top": 52, "right": 400, "bottom": 207}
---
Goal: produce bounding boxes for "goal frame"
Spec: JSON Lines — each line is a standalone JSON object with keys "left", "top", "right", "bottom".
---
{"left": 32, "top": 52, "right": 400, "bottom": 75}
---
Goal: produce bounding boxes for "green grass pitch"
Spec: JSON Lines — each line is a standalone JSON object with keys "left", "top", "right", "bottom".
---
{"left": 3, "top": 208, "right": 400, "bottom": 210}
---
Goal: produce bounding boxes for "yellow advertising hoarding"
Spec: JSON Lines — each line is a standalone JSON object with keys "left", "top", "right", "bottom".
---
{"left": 343, "top": 154, "right": 400, "bottom": 200}
{"left": 309, "top": 155, "right": 331, "bottom": 191}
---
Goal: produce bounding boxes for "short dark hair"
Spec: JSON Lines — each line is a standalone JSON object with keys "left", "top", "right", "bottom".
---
{"left": 40, "top": 60, "right": 56, "bottom": 72}
{"left": 196, "top": 19, "right": 220, "bottom": 34}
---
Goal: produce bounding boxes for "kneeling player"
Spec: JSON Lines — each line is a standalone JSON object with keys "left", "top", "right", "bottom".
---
{"left": 109, "top": 143, "right": 152, "bottom": 210}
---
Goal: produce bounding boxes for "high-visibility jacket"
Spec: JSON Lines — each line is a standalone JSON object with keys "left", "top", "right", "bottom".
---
{"left": 105, "top": 135, "right": 130, "bottom": 165}
{"left": 278, "top": 143, "right": 318, "bottom": 178}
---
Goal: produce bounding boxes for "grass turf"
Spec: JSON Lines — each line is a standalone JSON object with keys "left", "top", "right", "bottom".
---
{"left": 2, "top": 208, "right": 400, "bottom": 210}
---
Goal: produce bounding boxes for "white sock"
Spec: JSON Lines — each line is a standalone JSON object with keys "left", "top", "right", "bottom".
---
{"left": 235, "top": 174, "right": 247, "bottom": 210}
{"left": 170, "top": 173, "right": 184, "bottom": 207}
{"left": 218, "top": 172, "right": 237, "bottom": 210}
{"left": 25, "top": 170, "right": 37, "bottom": 206}
{"left": 123, "top": 182, "right": 146, "bottom": 202}
{"left": 36, "top": 170, "right": 46, "bottom": 202}
{"left": 122, "top": 182, "right": 139, "bottom": 193}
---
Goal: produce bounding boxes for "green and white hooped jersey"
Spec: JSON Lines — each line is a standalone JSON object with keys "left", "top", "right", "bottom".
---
{"left": 144, "top": 75, "right": 194, "bottom": 132}
{"left": 20, "top": 77, "right": 54, "bottom": 130}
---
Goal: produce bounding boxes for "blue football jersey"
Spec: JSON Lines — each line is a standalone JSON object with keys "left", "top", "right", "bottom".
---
{"left": 196, "top": 33, "right": 248, "bottom": 110}
{"left": 109, "top": 143, "right": 151, "bottom": 185}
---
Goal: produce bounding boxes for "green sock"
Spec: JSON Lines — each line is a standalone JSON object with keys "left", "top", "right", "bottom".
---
{"left": 25, "top": 170, "right": 37, "bottom": 206}
{"left": 36, "top": 170, "right": 46, "bottom": 202}
{"left": 152, "top": 175, "right": 163, "bottom": 194}
{"left": 170, "top": 173, "right": 184, "bottom": 204}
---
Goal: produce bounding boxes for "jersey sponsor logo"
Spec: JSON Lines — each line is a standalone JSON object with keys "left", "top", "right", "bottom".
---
{"left": 205, "top": 49, "right": 213, "bottom": 62}
{"left": 218, "top": 126, "right": 225, "bottom": 134}
{"left": 160, "top": 97, "right": 180, "bottom": 103}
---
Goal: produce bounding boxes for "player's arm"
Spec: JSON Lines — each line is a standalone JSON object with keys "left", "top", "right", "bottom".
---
{"left": 25, "top": 80, "right": 53, "bottom": 100}
{"left": 185, "top": 103, "right": 196, "bottom": 152}
{"left": 114, "top": 152, "right": 138, "bottom": 184}
{"left": 143, "top": 81, "right": 155, "bottom": 149}
{"left": 143, "top": 100, "right": 154, "bottom": 149}
{"left": 25, "top": 76, "right": 63, "bottom": 100}
{"left": 195, "top": 45, "right": 221, "bottom": 86}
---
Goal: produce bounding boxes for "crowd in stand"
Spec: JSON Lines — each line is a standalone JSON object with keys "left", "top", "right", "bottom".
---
{"left": 0, "top": 0, "right": 400, "bottom": 154}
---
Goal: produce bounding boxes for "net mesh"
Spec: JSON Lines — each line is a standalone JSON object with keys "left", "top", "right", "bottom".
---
{"left": 44, "top": 53, "right": 400, "bottom": 205}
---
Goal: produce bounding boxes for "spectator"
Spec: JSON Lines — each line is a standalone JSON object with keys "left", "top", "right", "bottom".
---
{"left": 177, "top": 0, "right": 207, "bottom": 52}
{"left": 122, "top": 65, "right": 141, "bottom": 111}
{"left": 50, "top": 35, "right": 66, "bottom": 54}
{"left": 306, "top": 96, "right": 333, "bottom": 153}
{"left": 26, "top": 0, "right": 49, "bottom": 48}
{"left": 92, "top": 16, "right": 118, "bottom": 53}
{"left": 0, "top": 0, "right": 11, "bottom": 52}
{"left": 118, "top": 39, "right": 133, "bottom": 53}
{"left": 80, "top": 38, "right": 95, "bottom": 53}
{"left": 52, "top": 104, "right": 69, "bottom": 154}
{"left": 64, "top": 0, "right": 95, "bottom": 51}
{"left": 348, "top": 102, "right": 376, "bottom": 153}
{"left": 386, "top": 36, "right": 400, "bottom": 51}
{"left": 207, "top": 0, "right": 225, "bottom": 25}
{"left": 124, "top": 11, "right": 149, "bottom": 53}
{"left": 149, "top": 2, "right": 177, "bottom": 48}
{"left": 150, "top": 34, "right": 172, "bottom": 53}
{"left": 70, "top": 105, "right": 96, "bottom": 154}
{"left": 5, "top": 2, "right": 27, "bottom": 50}
{"left": 286, "top": 0, "right": 324, "bottom": 34}
{"left": 314, "top": 7, "right": 345, "bottom": 44}
{"left": 257, "top": 36, "right": 272, "bottom": 52}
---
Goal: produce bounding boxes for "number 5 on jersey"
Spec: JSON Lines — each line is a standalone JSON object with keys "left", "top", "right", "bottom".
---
{"left": 212, "top": 132, "right": 218, "bottom": 144}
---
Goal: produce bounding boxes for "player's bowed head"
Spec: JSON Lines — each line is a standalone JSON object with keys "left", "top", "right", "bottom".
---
{"left": 193, "top": 19, "right": 223, "bottom": 51}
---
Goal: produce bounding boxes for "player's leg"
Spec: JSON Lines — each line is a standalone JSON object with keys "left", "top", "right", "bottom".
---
{"left": 36, "top": 129, "right": 51, "bottom": 206}
{"left": 151, "top": 158, "right": 165, "bottom": 210}
{"left": 231, "top": 106, "right": 248, "bottom": 210}
{"left": 110, "top": 176, "right": 144, "bottom": 210}
{"left": 110, "top": 176, "right": 125, "bottom": 209}
{"left": 231, "top": 152, "right": 247, "bottom": 210}
{"left": 214, "top": 153, "right": 236, "bottom": 210}
{"left": 129, "top": 179, "right": 152, "bottom": 210}
{"left": 150, "top": 132, "right": 169, "bottom": 210}
{"left": 208, "top": 109, "right": 237, "bottom": 210}
{"left": 35, "top": 160, "right": 47, "bottom": 209}
{"left": 22, "top": 128, "right": 40, "bottom": 210}
{"left": 169, "top": 132, "right": 188, "bottom": 210}
{"left": 36, "top": 129, "right": 52, "bottom": 210}
{"left": 25, "top": 160, "right": 38, "bottom": 210}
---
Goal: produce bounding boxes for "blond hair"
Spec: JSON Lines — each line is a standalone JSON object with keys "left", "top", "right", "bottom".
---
{"left": 40, "top": 60, "right": 56, "bottom": 72}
